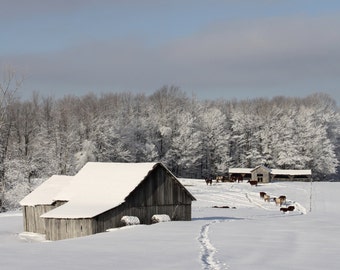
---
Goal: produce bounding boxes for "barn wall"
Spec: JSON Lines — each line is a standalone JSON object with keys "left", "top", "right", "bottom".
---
{"left": 44, "top": 218, "right": 95, "bottom": 241}
{"left": 22, "top": 201, "right": 68, "bottom": 234}
{"left": 95, "top": 204, "right": 192, "bottom": 233}
{"left": 45, "top": 204, "right": 191, "bottom": 241}
{"left": 23, "top": 205, "right": 55, "bottom": 234}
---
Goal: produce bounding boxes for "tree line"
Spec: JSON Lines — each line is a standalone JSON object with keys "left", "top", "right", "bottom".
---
{"left": 1, "top": 76, "right": 339, "bottom": 210}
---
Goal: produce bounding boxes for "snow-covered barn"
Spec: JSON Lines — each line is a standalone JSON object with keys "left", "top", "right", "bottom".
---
{"left": 229, "top": 165, "right": 312, "bottom": 183}
{"left": 22, "top": 162, "right": 196, "bottom": 241}
{"left": 228, "top": 168, "right": 252, "bottom": 181}
{"left": 19, "top": 175, "right": 73, "bottom": 234}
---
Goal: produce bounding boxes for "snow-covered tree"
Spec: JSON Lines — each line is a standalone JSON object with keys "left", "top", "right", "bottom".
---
{"left": 53, "top": 96, "right": 82, "bottom": 175}
{"left": 166, "top": 111, "right": 202, "bottom": 177}
{"left": 0, "top": 67, "right": 23, "bottom": 211}
{"left": 74, "top": 140, "right": 97, "bottom": 171}
{"left": 230, "top": 100, "right": 261, "bottom": 168}
{"left": 199, "top": 106, "right": 230, "bottom": 177}
{"left": 1, "top": 87, "right": 339, "bottom": 211}
{"left": 94, "top": 118, "right": 134, "bottom": 163}
{"left": 293, "top": 106, "right": 338, "bottom": 175}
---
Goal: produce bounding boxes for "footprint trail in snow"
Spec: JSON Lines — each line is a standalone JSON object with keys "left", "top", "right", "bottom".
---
{"left": 198, "top": 220, "right": 229, "bottom": 270}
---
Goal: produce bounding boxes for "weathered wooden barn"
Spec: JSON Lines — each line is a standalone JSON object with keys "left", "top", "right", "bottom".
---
{"left": 229, "top": 165, "right": 312, "bottom": 183}
{"left": 38, "top": 162, "right": 196, "bottom": 241}
{"left": 19, "top": 175, "right": 73, "bottom": 234}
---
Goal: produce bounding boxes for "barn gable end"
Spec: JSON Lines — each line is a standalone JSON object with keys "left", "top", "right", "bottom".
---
{"left": 251, "top": 165, "right": 271, "bottom": 183}
{"left": 94, "top": 163, "right": 195, "bottom": 233}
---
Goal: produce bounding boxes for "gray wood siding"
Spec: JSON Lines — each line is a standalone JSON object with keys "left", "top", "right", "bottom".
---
{"left": 94, "top": 204, "right": 191, "bottom": 234}
{"left": 125, "top": 165, "right": 193, "bottom": 207}
{"left": 23, "top": 205, "right": 55, "bottom": 234}
{"left": 44, "top": 218, "right": 95, "bottom": 241}
{"left": 22, "top": 201, "right": 68, "bottom": 234}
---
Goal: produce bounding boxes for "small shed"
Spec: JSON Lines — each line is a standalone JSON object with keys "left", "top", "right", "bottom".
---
{"left": 251, "top": 165, "right": 271, "bottom": 183}
{"left": 19, "top": 175, "right": 73, "bottom": 234}
{"left": 40, "top": 162, "right": 196, "bottom": 241}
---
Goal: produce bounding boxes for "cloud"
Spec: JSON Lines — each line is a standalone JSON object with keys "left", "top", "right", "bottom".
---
{"left": 0, "top": 0, "right": 189, "bottom": 21}
{"left": 0, "top": 0, "right": 83, "bottom": 20}
{"left": 163, "top": 14, "right": 340, "bottom": 80}
{"left": 4, "top": 12, "right": 340, "bottom": 102}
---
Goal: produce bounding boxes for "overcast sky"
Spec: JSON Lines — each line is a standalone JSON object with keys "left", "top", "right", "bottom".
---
{"left": 1, "top": 0, "right": 340, "bottom": 104}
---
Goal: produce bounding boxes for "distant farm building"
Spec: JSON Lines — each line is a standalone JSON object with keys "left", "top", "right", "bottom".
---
{"left": 20, "top": 162, "right": 196, "bottom": 241}
{"left": 228, "top": 168, "right": 252, "bottom": 181}
{"left": 229, "top": 165, "right": 312, "bottom": 183}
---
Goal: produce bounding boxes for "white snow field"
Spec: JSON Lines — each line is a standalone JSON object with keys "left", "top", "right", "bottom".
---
{"left": 1, "top": 180, "right": 339, "bottom": 270}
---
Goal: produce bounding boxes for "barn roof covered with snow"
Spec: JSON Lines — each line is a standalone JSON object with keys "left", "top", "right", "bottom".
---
{"left": 228, "top": 168, "right": 253, "bottom": 174}
{"left": 270, "top": 169, "right": 312, "bottom": 176}
{"left": 41, "top": 162, "right": 194, "bottom": 219}
{"left": 19, "top": 175, "right": 73, "bottom": 206}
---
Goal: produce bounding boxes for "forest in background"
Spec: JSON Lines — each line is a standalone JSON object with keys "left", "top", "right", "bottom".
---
{"left": 1, "top": 71, "right": 339, "bottom": 210}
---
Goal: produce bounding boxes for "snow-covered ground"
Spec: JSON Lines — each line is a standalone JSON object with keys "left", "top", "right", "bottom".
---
{"left": 1, "top": 180, "right": 339, "bottom": 270}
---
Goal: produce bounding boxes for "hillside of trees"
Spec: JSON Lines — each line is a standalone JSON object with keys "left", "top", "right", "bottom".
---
{"left": 1, "top": 79, "right": 339, "bottom": 210}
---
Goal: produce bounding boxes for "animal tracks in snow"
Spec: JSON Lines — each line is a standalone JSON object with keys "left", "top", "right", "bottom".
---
{"left": 198, "top": 220, "right": 229, "bottom": 270}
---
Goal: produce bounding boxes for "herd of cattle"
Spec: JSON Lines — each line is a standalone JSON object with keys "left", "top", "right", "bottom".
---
{"left": 206, "top": 177, "right": 258, "bottom": 186}
{"left": 206, "top": 176, "right": 258, "bottom": 185}
{"left": 205, "top": 176, "right": 296, "bottom": 213}
{"left": 259, "top": 192, "right": 295, "bottom": 212}
{"left": 206, "top": 175, "right": 244, "bottom": 184}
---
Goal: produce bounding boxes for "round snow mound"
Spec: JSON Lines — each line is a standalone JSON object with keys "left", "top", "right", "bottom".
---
{"left": 120, "top": 216, "right": 140, "bottom": 226}
{"left": 151, "top": 214, "right": 171, "bottom": 223}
